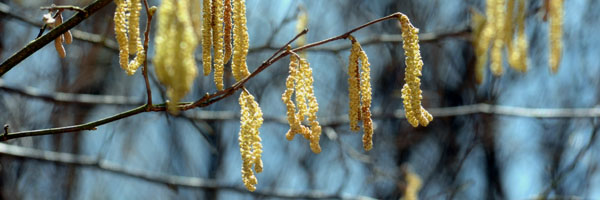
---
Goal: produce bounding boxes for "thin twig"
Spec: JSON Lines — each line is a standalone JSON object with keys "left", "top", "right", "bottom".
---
{"left": 0, "top": 143, "right": 374, "bottom": 200}
{"left": 292, "top": 12, "right": 404, "bottom": 53}
{"left": 40, "top": 5, "right": 87, "bottom": 15}
{"left": 266, "top": 28, "right": 308, "bottom": 63}
{"left": 141, "top": 0, "right": 153, "bottom": 111}
{"left": 0, "top": 0, "right": 113, "bottom": 77}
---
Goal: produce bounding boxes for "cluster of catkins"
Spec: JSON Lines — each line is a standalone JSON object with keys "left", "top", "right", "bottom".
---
{"left": 347, "top": 36, "right": 374, "bottom": 150}
{"left": 282, "top": 51, "right": 322, "bottom": 154}
{"left": 114, "top": 0, "right": 146, "bottom": 75}
{"left": 203, "top": 0, "right": 251, "bottom": 90}
{"left": 473, "top": 0, "right": 563, "bottom": 83}
{"left": 112, "top": 0, "right": 434, "bottom": 192}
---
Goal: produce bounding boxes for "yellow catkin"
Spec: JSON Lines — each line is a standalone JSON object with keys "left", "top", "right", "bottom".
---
{"left": 504, "top": 0, "right": 516, "bottom": 48}
{"left": 490, "top": 0, "right": 506, "bottom": 76}
{"left": 153, "top": 0, "right": 199, "bottom": 113}
{"left": 223, "top": 0, "right": 233, "bottom": 63}
{"left": 232, "top": 0, "right": 251, "bottom": 81}
{"left": 399, "top": 14, "right": 433, "bottom": 128}
{"left": 114, "top": 0, "right": 129, "bottom": 69}
{"left": 212, "top": 0, "right": 225, "bottom": 90}
{"left": 508, "top": 0, "right": 528, "bottom": 72}
{"left": 282, "top": 53, "right": 321, "bottom": 154}
{"left": 404, "top": 168, "right": 422, "bottom": 200}
{"left": 114, "top": 0, "right": 144, "bottom": 75}
{"left": 358, "top": 46, "right": 373, "bottom": 151}
{"left": 295, "top": 58, "right": 309, "bottom": 120}
{"left": 283, "top": 55, "right": 301, "bottom": 140}
{"left": 127, "top": 0, "right": 141, "bottom": 54}
{"left": 238, "top": 90, "right": 263, "bottom": 191}
{"left": 128, "top": 0, "right": 145, "bottom": 76}
{"left": 470, "top": 8, "right": 487, "bottom": 84}
{"left": 347, "top": 37, "right": 361, "bottom": 132}
{"left": 347, "top": 37, "right": 374, "bottom": 150}
{"left": 190, "top": 0, "right": 203, "bottom": 39}
{"left": 299, "top": 58, "right": 321, "bottom": 154}
{"left": 202, "top": 0, "right": 213, "bottom": 76}
{"left": 475, "top": 0, "right": 500, "bottom": 83}
{"left": 549, "top": 0, "right": 563, "bottom": 73}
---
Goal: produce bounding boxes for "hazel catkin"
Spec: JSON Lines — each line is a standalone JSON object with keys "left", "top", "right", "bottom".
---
{"left": 238, "top": 90, "right": 264, "bottom": 191}
{"left": 212, "top": 0, "right": 225, "bottom": 90}
{"left": 223, "top": 0, "right": 233, "bottom": 63}
{"left": 114, "top": 0, "right": 129, "bottom": 69}
{"left": 346, "top": 36, "right": 374, "bottom": 151}
{"left": 153, "top": 0, "right": 199, "bottom": 112}
{"left": 508, "top": 0, "right": 528, "bottom": 72}
{"left": 347, "top": 37, "right": 361, "bottom": 132}
{"left": 232, "top": 0, "right": 251, "bottom": 81}
{"left": 282, "top": 52, "right": 321, "bottom": 154}
{"left": 549, "top": 0, "right": 563, "bottom": 73}
{"left": 399, "top": 14, "right": 433, "bottom": 128}
{"left": 490, "top": 0, "right": 506, "bottom": 76}
{"left": 202, "top": 0, "right": 213, "bottom": 76}
{"left": 358, "top": 45, "right": 373, "bottom": 151}
{"left": 113, "top": 0, "right": 145, "bottom": 75}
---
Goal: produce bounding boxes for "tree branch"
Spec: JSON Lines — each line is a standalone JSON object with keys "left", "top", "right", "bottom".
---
{"left": 0, "top": 0, "right": 113, "bottom": 77}
{"left": 0, "top": 79, "right": 142, "bottom": 106}
{"left": 40, "top": 5, "right": 87, "bottom": 14}
{"left": 0, "top": 142, "right": 374, "bottom": 200}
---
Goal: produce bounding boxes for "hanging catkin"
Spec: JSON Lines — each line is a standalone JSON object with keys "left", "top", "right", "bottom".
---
{"left": 232, "top": 0, "right": 251, "bottom": 81}
{"left": 282, "top": 51, "right": 322, "bottom": 154}
{"left": 153, "top": 0, "right": 199, "bottom": 112}
{"left": 549, "top": 0, "right": 563, "bottom": 73}
{"left": 358, "top": 45, "right": 373, "bottom": 151}
{"left": 202, "top": 0, "right": 213, "bottom": 76}
{"left": 212, "top": 0, "right": 225, "bottom": 90}
{"left": 114, "top": 0, "right": 145, "bottom": 75}
{"left": 508, "top": 0, "right": 528, "bottom": 72}
{"left": 347, "top": 37, "right": 361, "bottom": 131}
{"left": 399, "top": 14, "right": 433, "bottom": 128}
{"left": 238, "top": 89, "right": 263, "bottom": 191}
{"left": 223, "top": 0, "right": 233, "bottom": 63}
{"left": 490, "top": 0, "right": 506, "bottom": 76}
{"left": 346, "top": 36, "right": 374, "bottom": 151}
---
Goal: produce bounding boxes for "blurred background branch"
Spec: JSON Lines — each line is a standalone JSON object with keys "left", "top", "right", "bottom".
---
{"left": 0, "top": 142, "right": 374, "bottom": 200}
